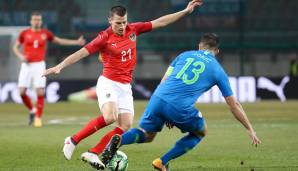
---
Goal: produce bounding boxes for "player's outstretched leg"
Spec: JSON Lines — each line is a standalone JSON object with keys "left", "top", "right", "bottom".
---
{"left": 62, "top": 115, "right": 107, "bottom": 160}
{"left": 63, "top": 137, "right": 77, "bottom": 160}
{"left": 100, "top": 134, "right": 122, "bottom": 166}
{"left": 152, "top": 158, "right": 170, "bottom": 171}
{"left": 81, "top": 151, "right": 105, "bottom": 170}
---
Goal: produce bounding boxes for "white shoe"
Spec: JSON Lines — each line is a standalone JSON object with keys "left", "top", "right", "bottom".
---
{"left": 63, "top": 137, "right": 76, "bottom": 160}
{"left": 81, "top": 152, "right": 105, "bottom": 170}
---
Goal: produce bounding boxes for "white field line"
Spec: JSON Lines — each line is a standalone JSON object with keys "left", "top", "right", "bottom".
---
{"left": 0, "top": 116, "right": 120, "bottom": 127}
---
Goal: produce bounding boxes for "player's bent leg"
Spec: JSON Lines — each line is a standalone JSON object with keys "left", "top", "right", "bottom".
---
{"left": 63, "top": 115, "right": 108, "bottom": 160}
{"left": 71, "top": 102, "right": 117, "bottom": 145}
{"left": 81, "top": 151, "right": 105, "bottom": 170}
{"left": 64, "top": 102, "right": 118, "bottom": 161}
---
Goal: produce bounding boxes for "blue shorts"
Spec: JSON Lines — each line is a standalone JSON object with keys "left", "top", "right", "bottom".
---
{"left": 139, "top": 95, "right": 205, "bottom": 133}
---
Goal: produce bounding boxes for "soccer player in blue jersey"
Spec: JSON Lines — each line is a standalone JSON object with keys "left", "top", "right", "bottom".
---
{"left": 101, "top": 33, "right": 261, "bottom": 171}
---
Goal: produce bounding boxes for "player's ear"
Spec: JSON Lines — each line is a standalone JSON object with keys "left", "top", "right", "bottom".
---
{"left": 215, "top": 48, "right": 220, "bottom": 55}
{"left": 198, "top": 43, "right": 202, "bottom": 50}
{"left": 108, "top": 17, "right": 112, "bottom": 25}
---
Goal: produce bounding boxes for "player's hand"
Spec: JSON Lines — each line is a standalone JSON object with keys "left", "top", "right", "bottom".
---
{"left": 20, "top": 55, "right": 28, "bottom": 63}
{"left": 247, "top": 130, "right": 261, "bottom": 147}
{"left": 77, "top": 35, "right": 86, "bottom": 46}
{"left": 42, "top": 65, "right": 62, "bottom": 77}
{"left": 185, "top": 0, "right": 203, "bottom": 14}
{"left": 165, "top": 122, "right": 174, "bottom": 129}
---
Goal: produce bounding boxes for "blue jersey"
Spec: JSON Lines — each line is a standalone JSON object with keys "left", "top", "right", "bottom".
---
{"left": 153, "top": 50, "right": 233, "bottom": 111}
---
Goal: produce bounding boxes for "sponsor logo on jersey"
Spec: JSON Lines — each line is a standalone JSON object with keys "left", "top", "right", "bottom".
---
{"left": 111, "top": 43, "right": 117, "bottom": 48}
{"left": 129, "top": 33, "right": 136, "bottom": 42}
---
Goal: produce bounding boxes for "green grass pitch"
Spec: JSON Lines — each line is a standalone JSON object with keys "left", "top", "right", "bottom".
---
{"left": 0, "top": 101, "right": 298, "bottom": 171}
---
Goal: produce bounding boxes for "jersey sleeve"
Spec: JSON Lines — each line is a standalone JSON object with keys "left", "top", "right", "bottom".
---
{"left": 84, "top": 32, "right": 107, "bottom": 55}
{"left": 131, "top": 22, "right": 152, "bottom": 35}
{"left": 18, "top": 30, "right": 26, "bottom": 44}
{"left": 45, "top": 30, "right": 54, "bottom": 42}
{"left": 216, "top": 68, "right": 233, "bottom": 97}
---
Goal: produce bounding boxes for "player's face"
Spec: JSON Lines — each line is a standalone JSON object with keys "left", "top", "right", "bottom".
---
{"left": 109, "top": 14, "right": 127, "bottom": 36}
{"left": 30, "top": 15, "right": 42, "bottom": 30}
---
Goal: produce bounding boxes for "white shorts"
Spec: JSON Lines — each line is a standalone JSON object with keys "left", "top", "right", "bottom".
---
{"left": 96, "top": 76, "right": 134, "bottom": 115}
{"left": 18, "top": 61, "right": 46, "bottom": 88}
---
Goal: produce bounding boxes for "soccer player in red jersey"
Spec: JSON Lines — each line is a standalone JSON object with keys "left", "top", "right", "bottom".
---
{"left": 13, "top": 11, "right": 85, "bottom": 127}
{"left": 43, "top": 1, "right": 203, "bottom": 169}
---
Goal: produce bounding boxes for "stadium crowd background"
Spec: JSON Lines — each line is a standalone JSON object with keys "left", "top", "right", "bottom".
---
{"left": 0, "top": 2, "right": 297, "bottom": 170}
{"left": 1, "top": 0, "right": 298, "bottom": 101}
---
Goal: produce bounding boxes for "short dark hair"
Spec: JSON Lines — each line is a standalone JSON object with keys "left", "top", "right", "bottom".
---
{"left": 31, "top": 11, "right": 42, "bottom": 17}
{"left": 109, "top": 6, "right": 127, "bottom": 18}
{"left": 199, "top": 33, "right": 219, "bottom": 49}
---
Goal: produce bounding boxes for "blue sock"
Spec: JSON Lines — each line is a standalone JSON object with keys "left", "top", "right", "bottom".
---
{"left": 120, "top": 128, "right": 146, "bottom": 146}
{"left": 161, "top": 133, "right": 202, "bottom": 165}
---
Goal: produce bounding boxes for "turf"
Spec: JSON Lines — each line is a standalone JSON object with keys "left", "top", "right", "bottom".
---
{"left": 0, "top": 101, "right": 298, "bottom": 171}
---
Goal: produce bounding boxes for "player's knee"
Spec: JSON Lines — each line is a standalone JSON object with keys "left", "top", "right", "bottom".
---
{"left": 19, "top": 90, "right": 26, "bottom": 96}
{"left": 102, "top": 111, "right": 118, "bottom": 125}
{"left": 201, "top": 129, "right": 208, "bottom": 137}
{"left": 192, "top": 129, "right": 207, "bottom": 138}
{"left": 118, "top": 122, "right": 132, "bottom": 131}
{"left": 144, "top": 132, "right": 156, "bottom": 143}
{"left": 101, "top": 102, "right": 118, "bottom": 124}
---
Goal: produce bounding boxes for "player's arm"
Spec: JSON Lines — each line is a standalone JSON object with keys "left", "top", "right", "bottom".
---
{"left": 13, "top": 40, "right": 27, "bottom": 62}
{"left": 151, "top": 0, "right": 203, "bottom": 30}
{"left": 53, "top": 35, "right": 86, "bottom": 46}
{"left": 224, "top": 96, "right": 261, "bottom": 146}
{"left": 43, "top": 48, "right": 89, "bottom": 76}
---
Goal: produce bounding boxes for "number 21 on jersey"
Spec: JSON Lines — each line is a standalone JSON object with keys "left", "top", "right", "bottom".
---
{"left": 175, "top": 58, "right": 205, "bottom": 85}
{"left": 121, "top": 48, "right": 132, "bottom": 62}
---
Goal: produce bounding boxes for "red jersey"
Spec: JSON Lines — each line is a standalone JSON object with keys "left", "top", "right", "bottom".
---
{"left": 84, "top": 22, "right": 152, "bottom": 83}
{"left": 18, "top": 28, "right": 54, "bottom": 63}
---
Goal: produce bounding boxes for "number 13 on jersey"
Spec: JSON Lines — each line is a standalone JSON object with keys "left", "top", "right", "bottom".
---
{"left": 175, "top": 58, "right": 205, "bottom": 85}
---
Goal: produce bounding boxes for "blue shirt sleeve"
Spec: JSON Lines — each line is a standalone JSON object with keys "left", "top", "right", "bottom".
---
{"left": 216, "top": 68, "right": 233, "bottom": 97}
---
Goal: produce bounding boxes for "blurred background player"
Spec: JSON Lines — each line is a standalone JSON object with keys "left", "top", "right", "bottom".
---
{"left": 13, "top": 11, "right": 86, "bottom": 127}
{"left": 101, "top": 33, "right": 261, "bottom": 171}
{"left": 43, "top": 0, "right": 203, "bottom": 169}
